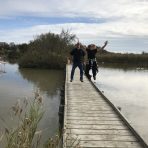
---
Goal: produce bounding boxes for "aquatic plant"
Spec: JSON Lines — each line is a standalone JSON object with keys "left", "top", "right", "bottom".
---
{"left": 0, "top": 90, "right": 80, "bottom": 148}
{"left": 4, "top": 90, "right": 44, "bottom": 148}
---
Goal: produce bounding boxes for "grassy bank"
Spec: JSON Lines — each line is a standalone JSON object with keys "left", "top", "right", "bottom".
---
{"left": 97, "top": 52, "right": 148, "bottom": 68}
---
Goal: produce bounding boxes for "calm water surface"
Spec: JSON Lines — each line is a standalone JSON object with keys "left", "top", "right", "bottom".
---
{"left": 95, "top": 66, "right": 148, "bottom": 144}
{"left": 0, "top": 63, "right": 64, "bottom": 146}
{"left": 1, "top": 63, "right": 148, "bottom": 145}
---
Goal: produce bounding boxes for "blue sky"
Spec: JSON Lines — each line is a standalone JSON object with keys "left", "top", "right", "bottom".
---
{"left": 0, "top": 0, "right": 148, "bottom": 53}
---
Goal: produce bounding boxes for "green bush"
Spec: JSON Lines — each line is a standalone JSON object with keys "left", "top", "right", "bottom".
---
{"left": 19, "top": 30, "right": 75, "bottom": 69}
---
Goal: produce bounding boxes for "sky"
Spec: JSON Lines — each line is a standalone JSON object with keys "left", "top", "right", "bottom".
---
{"left": 0, "top": 0, "right": 148, "bottom": 53}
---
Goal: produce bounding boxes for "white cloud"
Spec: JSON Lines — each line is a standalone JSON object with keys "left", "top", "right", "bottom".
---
{"left": 0, "top": 0, "right": 148, "bottom": 52}
{"left": 0, "top": 0, "right": 148, "bottom": 19}
{"left": 0, "top": 21, "right": 148, "bottom": 42}
{"left": 0, "top": 22, "right": 148, "bottom": 52}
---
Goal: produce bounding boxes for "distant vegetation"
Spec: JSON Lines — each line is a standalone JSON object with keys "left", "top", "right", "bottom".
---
{"left": 0, "top": 30, "right": 148, "bottom": 69}
{"left": 97, "top": 51, "right": 148, "bottom": 68}
{"left": 18, "top": 30, "right": 75, "bottom": 69}
{"left": 0, "top": 42, "right": 22, "bottom": 61}
{"left": 0, "top": 30, "right": 75, "bottom": 69}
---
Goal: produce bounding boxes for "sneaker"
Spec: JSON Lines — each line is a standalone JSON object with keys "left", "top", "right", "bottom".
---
{"left": 80, "top": 79, "right": 83, "bottom": 82}
{"left": 70, "top": 79, "right": 73, "bottom": 82}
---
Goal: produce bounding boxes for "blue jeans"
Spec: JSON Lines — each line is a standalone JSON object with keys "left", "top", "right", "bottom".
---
{"left": 70, "top": 63, "right": 83, "bottom": 80}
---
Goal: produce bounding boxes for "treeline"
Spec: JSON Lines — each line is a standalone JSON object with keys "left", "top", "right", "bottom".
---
{"left": 0, "top": 30, "right": 75, "bottom": 69}
{"left": 0, "top": 42, "right": 28, "bottom": 61}
{"left": 97, "top": 52, "right": 148, "bottom": 67}
{"left": 1, "top": 31, "right": 148, "bottom": 69}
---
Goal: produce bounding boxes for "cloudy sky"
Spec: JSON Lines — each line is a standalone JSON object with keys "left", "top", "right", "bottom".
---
{"left": 0, "top": 0, "right": 148, "bottom": 53}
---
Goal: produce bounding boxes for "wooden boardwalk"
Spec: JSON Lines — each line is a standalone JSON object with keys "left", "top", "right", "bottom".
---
{"left": 63, "top": 65, "right": 147, "bottom": 148}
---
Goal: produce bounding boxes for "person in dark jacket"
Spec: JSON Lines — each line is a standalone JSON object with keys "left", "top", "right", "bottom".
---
{"left": 70, "top": 43, "right": 85, "bottom": 82}
{"left": 85, "top": 41, "right": 108, "bottom": 80}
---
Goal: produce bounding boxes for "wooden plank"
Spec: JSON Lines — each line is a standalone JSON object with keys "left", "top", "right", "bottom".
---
{"left": 67, "top": 95, "right": 104, "bottom": 98}
{"left": 67, "top": 104, "right": 110, "bottom": 107}
{"left": 66, "top": 140, "right": 141, "bottom": 148}
{"left": 67, "top": 134, "right": 137, "bottom": 142}
{"left": 67, "top": 124, "right": 127, "bottom": 130}
{"left": 67, "top": 100, "right": 106, "bottom": 104}
{"left": 66, "top": 129, "right": 132, "bottom": 136}
{"left": 67, "top": 102, "right": 107, "bottom": 105}
{"left": 68, "top": 102, "right": 111, "bottom": 106}
{"left": 67, "top": 104, "right": 109, "bottom": 107}
{"left": 67, "top": 113, "right": 118, "bottom": 118}
{"left": 67, "top": 118, "right": 121, "bottom": 122}
{"left": 67, "top": 106, "right": 113, "bottom": 111}
{"left": 67, "top": 107, "right": 113, "bottom": 111}
{"left": 67, "top": 97, "right": 105, "bottom": 100}
{"left": 67, "top": 116, "right": 119, "bottom": 121}
{"left": 67, "top": 112, "right": 116, "bottom": 116}
{"left": 67, "top": 94, "right": 102, "bottom": 97}
{"left": 67, "top": 92, "right": 103, "bottom": 95}
{"left": 67, "top": 119, "right": 123, "bottom": 125}
{"left": 67, "top": 110, "right": 114, "bottom": 114}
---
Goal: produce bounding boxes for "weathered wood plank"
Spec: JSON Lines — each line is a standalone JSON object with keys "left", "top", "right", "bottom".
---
{"left": 67, "top": 103, "right": 110, "bottom": 107}
{"left": 67, "top": 124, "right": 127, "bottom": 130}
{"left": 67, "top": 119, "right": 123, "bottom": 125}
{"left": 67, "top": 110, "right": 114, "bottom": 114}
{"left": 67, "top": 134, "right": 137, "bottom": 142}
{"left": 67, "top": 102, "right": 107, "bottom": 104}
{"left": 67, "top": 116, "right": 119, "bottom": 121}
{"left": 67, "top": 112, "right": 116, "bottom": 116}
{"left": 67, "top": 100, "right": 106, "bottom": 104}
{"left": 67, "top": 108, "right": 113, "bottom": 111}
{"left": 66, "top": 129, "right": 132, "bottom": 136}
{"left": 66, "top": 140, "right": 142, "bottom": 148}
{"left": 67, "top": 113, "right": 118, "bottom": 117}
{"left": 67, "top": 106, "right": 113, "bottom": 111}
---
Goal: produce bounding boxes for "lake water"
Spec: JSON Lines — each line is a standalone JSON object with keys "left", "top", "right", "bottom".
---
{"left": 95, "top": 66, "right": 148, "bottom": 144}
{"left": 0, "top": 63, "right": 64, "bottom": 146}
{"left": 0, "top": 63, "right": 148, "bottom": 146}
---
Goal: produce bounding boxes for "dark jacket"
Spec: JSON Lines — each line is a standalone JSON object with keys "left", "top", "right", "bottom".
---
{"left": 70, "top": 48, "right": 85, "bottom": 63}
{"left": 86, "top": 48, "right": 97, "bottom": 59}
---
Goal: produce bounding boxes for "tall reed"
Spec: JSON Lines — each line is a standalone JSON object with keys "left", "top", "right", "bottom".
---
{"left": 0, "top": 91, "right": 80, "bottom": 148}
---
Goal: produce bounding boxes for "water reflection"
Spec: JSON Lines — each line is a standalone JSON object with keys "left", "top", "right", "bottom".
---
{"left": 0, "top": 63, "right": 64, "bottom": 146}
{"left": 95, "top": 67, "right": 148, "bottom": 144}
{"left": 19, "top": 68, "right": 64, "bottom": 96}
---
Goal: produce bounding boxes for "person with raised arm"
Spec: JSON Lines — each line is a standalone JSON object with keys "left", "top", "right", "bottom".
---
{"left": 85, "top": 41, "right": 108, "bottom": 80}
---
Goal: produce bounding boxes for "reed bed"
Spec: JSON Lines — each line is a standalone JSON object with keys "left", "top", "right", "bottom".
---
{"left": 0, "top": 90, "right": 80, "bottom": 148}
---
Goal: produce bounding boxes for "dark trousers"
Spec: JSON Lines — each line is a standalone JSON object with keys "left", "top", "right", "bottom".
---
{"left": 92, "top": 61, "right": 98, "bottom": 77}
{"left": 70, "top": 63, "right": 83, "bottom": 80}
{"left": 85, "top": 60, "right": 98, "bottom": 79}
{"left": 85, "top": 64, "right": 91, "bottom": 80}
